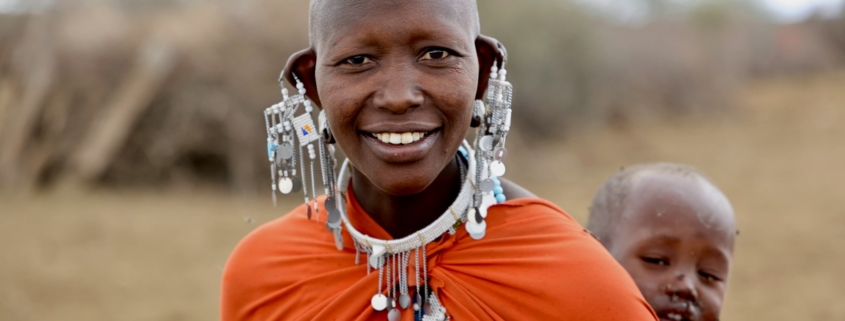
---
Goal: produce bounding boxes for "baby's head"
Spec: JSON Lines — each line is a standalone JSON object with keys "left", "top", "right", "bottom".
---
{"left": 587, "top": 163, "right": 736, "bottom": 321}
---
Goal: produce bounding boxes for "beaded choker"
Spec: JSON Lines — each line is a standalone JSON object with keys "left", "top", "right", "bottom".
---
{"left": 332, "top": 141, "right": 493, "bottom": 321}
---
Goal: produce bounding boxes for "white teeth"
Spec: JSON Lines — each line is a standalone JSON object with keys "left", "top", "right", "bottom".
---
{"left": 667, "top": 313, "right": 682, "bottom": 321}
{"left": 372, "top": 132, "right": 427, "bottom": 145}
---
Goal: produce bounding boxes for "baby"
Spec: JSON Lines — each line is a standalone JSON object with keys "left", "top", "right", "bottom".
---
{"left": 587, "top": 163, "right": 737, "bottom": 321}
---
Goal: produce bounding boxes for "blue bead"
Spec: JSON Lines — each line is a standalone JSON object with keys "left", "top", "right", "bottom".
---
{"left": 496, "top": 193, "right": 507, "bottom": 203}
{"left": 493, "top": 186, "right": 504, "bottom": 195}
{"left": 267, "top": 141, "right": 278, "bottom": 158}
{"left": 458, "top": 146, "right": 468, "bottom": 158}
{"left": 493, "top": 177, "right": 502, "bottom": 186}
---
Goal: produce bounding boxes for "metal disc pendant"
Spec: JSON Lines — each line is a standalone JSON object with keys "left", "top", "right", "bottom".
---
{"left": 371, "top": 294, "right": 388, "bottom": 311}
{"left": 325, "top": 196, "right": 339, "bottom": 223}
{"left": 467, "top": 207, "right": 478, "bottom": 224}
{"left": 324, "top": 196, "right": 336, "bottom": 212}
{"left": 466, "top": 219, "right": 486, "bottom": 235}
{"left": 469, "top": 228, "right": 486, "bottom": 240}
{"left": 388, "top": 308, "right": 401, "bottom": 321}
{"left": 399, "top": 293, "right": 411, "bottom": 309}
{"left": 278, "top": 177, "right": 293, "bottom": 194}
{"left": 274, "top": 149, "right": 284, "bottom": 167}
{"left": 490, "top": 160, "right": 506, "bottom": 176}
{"left": 327, "top": 218, "right": 341, "bottom": 229}
{"left": 479, "top": 135, "right": 494, "bottom": 151}
{"left": 289, "top": 177, "right": 301, "bottom": 193}
{"left": 278, "top": 143, "right": 294, "bottom": 159}
{"left": 327, "top": 210, "right": 341, "bottom": 225}
{"left": 479, "top": 178, "right": 495, "bottom": 193}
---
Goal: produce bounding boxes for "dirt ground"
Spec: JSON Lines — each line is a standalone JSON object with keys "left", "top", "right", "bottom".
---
{"left": 1, "top": 71, "right": 844, "bottom": 321}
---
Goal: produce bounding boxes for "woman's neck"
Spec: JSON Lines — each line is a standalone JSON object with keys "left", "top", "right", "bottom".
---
{"left": 351, "top": 157, "right": 463, "bottom": 239}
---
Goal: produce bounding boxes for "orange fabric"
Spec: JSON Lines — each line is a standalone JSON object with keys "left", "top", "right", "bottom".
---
{"left": 221, "top": 192, "right": 658, "bottom": 321}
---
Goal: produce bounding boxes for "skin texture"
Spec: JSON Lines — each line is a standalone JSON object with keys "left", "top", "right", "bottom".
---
{"left": 284, "top": 0, "right": 532, "bottom": 238}
{"left": 604, "top": 172, "right": 736, "bottom": 321}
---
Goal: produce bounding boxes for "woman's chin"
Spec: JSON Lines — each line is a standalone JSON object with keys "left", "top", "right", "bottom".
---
{"left": 375, "top": 177, "right": 436, "bottom": 197}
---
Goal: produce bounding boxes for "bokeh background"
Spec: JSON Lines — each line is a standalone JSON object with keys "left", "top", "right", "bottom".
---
{"left": 1, "top": 0, "right": 844, "bottom": 320}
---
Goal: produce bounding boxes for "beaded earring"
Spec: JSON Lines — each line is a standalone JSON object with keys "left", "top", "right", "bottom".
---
{"left": 264, "top": 70, "right": 344, "bottom": 248}
{"left": 468, "top": 60, "right": 513, "bottom": 240}
{"left": 319, "top": 109, "right": 344, "bottom": 250}
{"left": 264, "top": 73, "right": 317, "bottom": 212}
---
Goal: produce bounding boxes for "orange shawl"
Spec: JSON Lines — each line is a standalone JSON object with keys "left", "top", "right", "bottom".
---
{"left": 222, "top": 192, "right": 657, "bottom": 320}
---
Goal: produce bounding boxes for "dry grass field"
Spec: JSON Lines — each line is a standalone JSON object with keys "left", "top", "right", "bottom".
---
{"left": 1, "top": 71, "right": 844, "bottom": 321}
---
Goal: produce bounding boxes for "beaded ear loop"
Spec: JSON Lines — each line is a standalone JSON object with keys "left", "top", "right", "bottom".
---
{"left": 264, "top": 70, "right": 343, "bottom": 248}
{"left": 468, "top": 57, "right": 513, "bottom": 240}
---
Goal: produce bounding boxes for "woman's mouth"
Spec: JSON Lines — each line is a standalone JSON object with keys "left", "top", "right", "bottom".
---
{"left": 359, "top": 128, "right": 441, "bottom": 163}
{"left": 368, "top": 131, "right": 431, "bottom": 145}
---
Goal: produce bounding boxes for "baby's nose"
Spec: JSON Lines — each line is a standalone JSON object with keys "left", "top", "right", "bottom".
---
{"left": 663, "top": 272, "right": 700, "bottom": 303}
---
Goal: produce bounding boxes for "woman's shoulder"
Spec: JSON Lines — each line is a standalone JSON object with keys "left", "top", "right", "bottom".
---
{"left": 494, "top": 178, "right": 581, "bottom": 226}
{"left": 499, "top": 177, "right": 536, "bottom": 199}
{"left": 222, "top": 198, "right": 345, "bottom": 283}
{"left": 225, "top": 199, "right": 339, "bottom": 263}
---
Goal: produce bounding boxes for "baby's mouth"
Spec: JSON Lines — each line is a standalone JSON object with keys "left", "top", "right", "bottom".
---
{"left": 660, "top": 312, "right": 691, "bottom": 321}
{"left": 365, "top": 130, "right": 437, "bottom": 145}
{"left": 657, "top": 305, "right": 697, "bottom": 321}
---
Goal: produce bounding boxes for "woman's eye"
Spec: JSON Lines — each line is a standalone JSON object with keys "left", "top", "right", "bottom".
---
{"left": 642, "top": 256, "right": 669, "bottom": 266}
{"left": 698, "top": 271, "right": 722, "bottom": 283}
{"left": 344, "top": 56, "right": 371, "bottom": 65}
{"left": 421, "top": 49, "right": 450, "bottom": 60}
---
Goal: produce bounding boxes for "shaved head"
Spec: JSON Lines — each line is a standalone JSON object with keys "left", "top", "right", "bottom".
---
{"left": 308, "top": 0, "right": 481, "bottom": 52}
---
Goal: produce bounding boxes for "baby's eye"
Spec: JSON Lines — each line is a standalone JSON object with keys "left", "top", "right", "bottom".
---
{"left": 421, "top": 49, "right": 450, "bottom": 60}
{"left": 698, "top": 271, "right": 722, "bottom": 283}
{"left": 344, "top": 55, "right": 372, "bottom": 65}
{"left": 641, "top": 256, "right": 669, "bottom": 266}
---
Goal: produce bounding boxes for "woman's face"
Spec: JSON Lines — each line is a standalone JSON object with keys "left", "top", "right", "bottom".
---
{"left": 312, "top": 0, "right": 480, "bottom": 195}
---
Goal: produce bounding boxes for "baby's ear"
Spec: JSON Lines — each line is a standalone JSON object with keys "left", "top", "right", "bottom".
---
{"left": 284, "top": 48, "right": 321, "bottom": 107}
{"left": 475, "top": 35, "right": 507, "bottom": 100}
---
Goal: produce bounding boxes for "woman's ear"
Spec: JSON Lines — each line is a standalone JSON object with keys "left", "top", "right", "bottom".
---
{"left": 284, "top": 48, "right": 321, "bottom": 107}
{"left": 475, "top": 35, "right": 507, "bottom": 100}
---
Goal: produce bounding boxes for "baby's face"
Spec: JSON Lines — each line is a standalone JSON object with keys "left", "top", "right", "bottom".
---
{"left": 310, "top": 0, "right": 480, "bottom": 196}
{"left": 607, "top": 173, "right": 735, "bottom": 321}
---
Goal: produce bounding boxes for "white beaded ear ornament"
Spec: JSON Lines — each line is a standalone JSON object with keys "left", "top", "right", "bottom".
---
{"left": 264, "top": 70, "right": 342, "bottom": 230}
{"left": 264, "top": 70, "right": 344, "bottom": 248}
{"left": 468, "top": 58, "right": 513, "bottom": 240}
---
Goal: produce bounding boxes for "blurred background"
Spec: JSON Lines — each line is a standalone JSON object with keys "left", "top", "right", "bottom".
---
{"left": 1, "top": 0, "right": 843, "bottom": 320}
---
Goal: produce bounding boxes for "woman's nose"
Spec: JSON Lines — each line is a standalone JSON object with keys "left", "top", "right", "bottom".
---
{"left": 663, "top": 272, "right": 699, "bottom": 303}
{"left": 372, "top": 64, "right": 424, "bottom": 114}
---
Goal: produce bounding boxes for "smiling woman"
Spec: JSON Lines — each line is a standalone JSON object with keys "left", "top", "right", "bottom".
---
{"left": 221, "top": 0, "right": 658, "bottom": 320}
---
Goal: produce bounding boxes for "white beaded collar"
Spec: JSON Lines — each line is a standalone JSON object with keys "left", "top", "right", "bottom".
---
{"left": 336, "top": 140, "right": 491, "bottom": 268}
